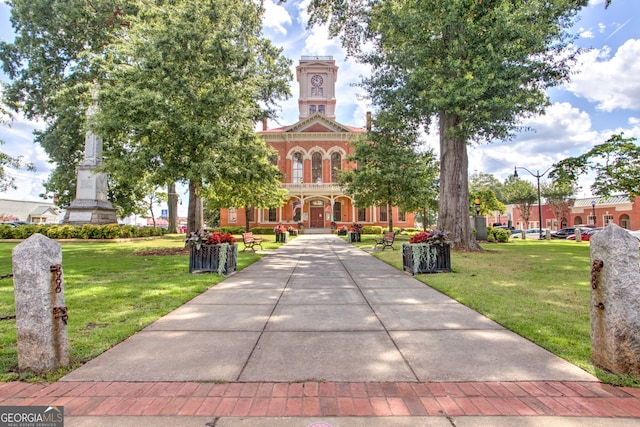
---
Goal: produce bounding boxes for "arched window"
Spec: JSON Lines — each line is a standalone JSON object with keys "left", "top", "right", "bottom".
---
{"left": 333, "top": 202, "right": 342, "bottom": 221}
{"left": 293, "top": 152, "right": 303, "bottom": 183}
{"left": 331, "top": 152, "right": 341, "bottom": 182}
{"left": 621, "top": 214, "right": 630, "bottom": 229}
{"left": 312, "top": 152, "right": 323, "bottom": 183}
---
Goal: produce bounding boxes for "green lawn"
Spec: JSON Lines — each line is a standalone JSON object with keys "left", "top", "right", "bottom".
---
{"left": 349, "top": 234, "right": 640, "bottom": 387}
{"left": 0, "top": 234, "right": 280, "bottom": 382}
{"left": 2, "top": 233, "right": 638, "bottom": 387}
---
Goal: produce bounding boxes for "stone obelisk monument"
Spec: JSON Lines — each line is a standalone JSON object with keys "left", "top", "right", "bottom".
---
{"left": 63, "top": 107, "right": 117, "bottom": 225}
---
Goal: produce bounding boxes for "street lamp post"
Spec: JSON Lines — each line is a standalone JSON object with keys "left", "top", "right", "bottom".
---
{"left": 592, "top": 200, "right": 596, "bottom": 226}
{"left": 514, "top": 166, "right": 553, "bottom": 240}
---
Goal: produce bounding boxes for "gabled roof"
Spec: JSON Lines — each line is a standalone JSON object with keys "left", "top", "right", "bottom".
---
{"left": 263, "top": 113, "right": 365, "bottom": 134}
{"left": 30, "top": 206, "right": 59, "bottom": 215}
{"left": 0, "top": 199, "right": 59, "bottom": 222}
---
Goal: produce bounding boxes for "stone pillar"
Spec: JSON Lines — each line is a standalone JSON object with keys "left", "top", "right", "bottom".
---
{"left": 63, "top": 104, "right": 117, "bottom": 225}
{"left": 575, "top": 229, "right": 582, "bottom": 242}
{"left": 474, "top": 216, "right": 487, "bottom": 240}
{"left": 12, "top": 233, "right": 69, "bottom": 372}
{"left": 590, "top": 224, "right": 640, "bottom": 375}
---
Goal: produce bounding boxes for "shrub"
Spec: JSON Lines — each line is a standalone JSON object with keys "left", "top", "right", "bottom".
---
{"left": 221, "top": 226, "right": 245, "bottom": 235}
{"left": 494, "top": 228, "right": 510, "bottom": 243}
{"left": 0, "top": 223, "right": 169, "bottom": 240}
{"left": 362, "top": 226, "right": 383, "bottom": 235}
{"left": 0, "top": 225, "right": 14, "bottom": 239}
{"left": 250, "top": 227, "right": 273, "bottom": 235}
{"left": 486, "top": 226, "right": 510, "bottom": 243}
{"left": 120, "top": 225, "right": 135, "bottom": 238}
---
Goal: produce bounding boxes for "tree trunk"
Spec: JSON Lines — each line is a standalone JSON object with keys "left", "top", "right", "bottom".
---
{"left": 244, "top": 206, "right": 252, "bottom": 232}
{"left": 437, "top": 111, "right": 481, "bottom": 250}
{"left": 195, "top": 197, "right": 204, "bottom": 231}
{"left": 187, "top": 179, "right": 198, "bottom": 234}
{"left": 387, "top": 201, "right": 393, "bottom": 232}
{"left": 167, "top": 182, "right": 178, "bottom": 234}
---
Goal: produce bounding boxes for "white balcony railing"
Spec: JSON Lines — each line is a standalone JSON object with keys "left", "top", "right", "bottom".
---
{"left": 282, "top": 183, "right": 342, "bottom": 193}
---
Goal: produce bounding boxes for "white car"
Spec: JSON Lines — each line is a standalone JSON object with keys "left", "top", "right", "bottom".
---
{"left": 626, "top": 230, "right": 640, "bottom": 241}
{"left": 511, "top": 228, "right": 544, "bottom": 239}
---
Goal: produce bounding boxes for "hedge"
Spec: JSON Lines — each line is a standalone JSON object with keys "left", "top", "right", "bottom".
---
{"left": 0, "top": 224, "right": 166, "bottom": 240}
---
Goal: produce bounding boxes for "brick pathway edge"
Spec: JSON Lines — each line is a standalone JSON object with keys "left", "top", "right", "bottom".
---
{"left": 2, "top": 381, "right": 640, "bottom": 419}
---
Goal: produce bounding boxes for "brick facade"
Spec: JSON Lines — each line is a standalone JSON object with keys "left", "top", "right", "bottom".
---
{"left": 219, "top": 56, "right": 415, "bottom": 231}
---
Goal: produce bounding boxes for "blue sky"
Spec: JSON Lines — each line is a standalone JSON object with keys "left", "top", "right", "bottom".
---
{"left": 1, "top": 0, "right": 639, "bottom": 204}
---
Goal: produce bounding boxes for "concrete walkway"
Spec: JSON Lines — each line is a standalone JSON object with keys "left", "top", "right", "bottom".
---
{"left": 2, "top": 234, "right": 640, "bottom": 426}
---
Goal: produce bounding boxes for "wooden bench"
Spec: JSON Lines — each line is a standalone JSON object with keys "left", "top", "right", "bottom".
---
{"left": 374, "top": 231, "right": 396, "bottom": 251}
{"left": 242, "top": 232, "right": 263, "bottom": 252}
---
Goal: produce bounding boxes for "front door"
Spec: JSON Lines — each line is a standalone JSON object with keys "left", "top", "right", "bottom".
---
{"left": 310, "top": 206, "right": 325, "bottom": 228}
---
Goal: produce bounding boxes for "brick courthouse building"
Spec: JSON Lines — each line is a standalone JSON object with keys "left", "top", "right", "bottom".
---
{"left": 219, "top": 56, "right": 415, "bottom": 232}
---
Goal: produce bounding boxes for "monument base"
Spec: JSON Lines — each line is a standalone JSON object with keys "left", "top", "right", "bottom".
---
{"left": 63, "top": 199, "right": 118, "bottom": 225}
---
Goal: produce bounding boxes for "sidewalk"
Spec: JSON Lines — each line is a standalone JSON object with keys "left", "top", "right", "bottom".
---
{"left": 2, "top": 234, "right": 639, "bottom": 426}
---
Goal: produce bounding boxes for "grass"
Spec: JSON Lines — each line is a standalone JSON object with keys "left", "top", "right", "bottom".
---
{"left": 348, "top": 234, "right": 640, "bottom": 387}
{"left": 2, "top": 232, "right": 638, "bottom": 387}
{"left": 0, "top": 234, "right": 282, "bottom": 382}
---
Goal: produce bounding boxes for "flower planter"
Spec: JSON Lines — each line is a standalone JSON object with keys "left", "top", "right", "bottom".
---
{"left": 402, "top": 243, "right": 451, "bottom": 275}
{"left": 337, "top": 229, "right": 347, "bottom": 236}
{"left": 276, "top": 232, "right": 289, "bottom": 243}
{"left": 189, "top": 243, "right": 238, "bottom": 274}
{"left": 349, "top": 231, "right": 361, "bottom": 242}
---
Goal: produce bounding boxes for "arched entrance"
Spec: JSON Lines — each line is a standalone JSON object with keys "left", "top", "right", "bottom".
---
{"left": 309, "top": 199, "right": 325, "bottom": 228}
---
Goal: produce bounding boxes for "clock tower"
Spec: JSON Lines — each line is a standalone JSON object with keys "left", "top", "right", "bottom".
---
{"left": 296, "top": 56, "right": 338, "bottom": 120}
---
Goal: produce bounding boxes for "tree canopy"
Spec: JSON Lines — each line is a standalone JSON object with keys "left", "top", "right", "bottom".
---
{"left": 308, "top": 0, "right": 589, "bottom": 249}
{"left": 550, "top": 133, "right": 640, "bottom": 197}
{"left": 1, "top": 0, "right": 292, "bottom": 229}
{"left": 502, "top": 176, "right": 537, "bottom": 229}
{"left": 541, "top": 180, "right": 576, "bottom": 229}
{"left": 339, "top": 112, "right": 439, "bottom": 232}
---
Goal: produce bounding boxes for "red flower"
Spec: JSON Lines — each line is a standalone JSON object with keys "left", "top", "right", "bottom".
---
{"left": 205, "top": 232, "right": 236, "bottom": 245}
{"left": 409, "top": 230, "right": 448, "bottom": 244}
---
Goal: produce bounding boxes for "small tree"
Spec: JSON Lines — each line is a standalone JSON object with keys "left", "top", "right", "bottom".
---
{"left": 541, "top": 181, "right": 576, "bottom": 229}
{"left": 340, "top": 113, "right": 439, "bottom": 232}
{"left": 551, "top": 133, "right": 640, "bottom": 197}
{"left": 503, "top": 177, "right": 537, "bottom": 229}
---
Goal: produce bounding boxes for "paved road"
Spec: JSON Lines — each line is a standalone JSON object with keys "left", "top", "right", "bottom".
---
{"left": 2, "top": 234, "right": 638, "bottom": 426}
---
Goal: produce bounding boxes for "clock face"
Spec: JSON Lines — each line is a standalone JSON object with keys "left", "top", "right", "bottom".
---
{"left": 311, "top": 75, "right": 323, "bottom": 87}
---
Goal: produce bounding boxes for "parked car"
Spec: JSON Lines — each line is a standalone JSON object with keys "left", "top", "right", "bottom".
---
{"left": 511, "top": 228, "right": 544, "bottom": 239}
{"left": 626, "top": 230, "right": 640, "bottom": 241}
{"left": 550, "top": 227, "right": 592, "bottom": 239}
{"left": 566, "top": 228, "right": 603, "bottom": 241}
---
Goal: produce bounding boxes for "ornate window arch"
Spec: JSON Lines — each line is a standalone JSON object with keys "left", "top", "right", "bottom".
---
{"left": 331, "top": 152, "right": 342, "bottom": 183}
{"left": 292, "top": 152, "right": 303, "bottom": 183}
{"left": 312, "top": 152, "right": 323, "bottom": 183}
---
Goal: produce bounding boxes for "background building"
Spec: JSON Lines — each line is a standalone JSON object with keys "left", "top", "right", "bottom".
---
{"left": 219, "top": 56, "right": 415, "bottom": 232}
{"left": 0, "top": 199, "right": 60, "bottom": 224}
{"left": 505, "top": 196, "right": 640, "bottom": 231}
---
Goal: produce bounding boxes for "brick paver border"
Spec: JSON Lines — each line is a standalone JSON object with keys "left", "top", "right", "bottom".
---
{"left": 2, "top": 381, "right": 640, "bottom": 418}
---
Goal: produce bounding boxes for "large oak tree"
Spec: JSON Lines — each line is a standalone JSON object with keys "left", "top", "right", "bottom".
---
{"left": 307, "top": 0, "right": 590, "bottom": 249}
{"left": 91, "top": 0, "right": 292, "bottom": 232}
{"left": 1, "top": 1, "right": 291, "bottom": 230}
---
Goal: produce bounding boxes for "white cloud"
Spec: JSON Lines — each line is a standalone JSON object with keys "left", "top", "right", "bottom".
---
{"left": 263, "top": 0, "right": 292, "bottom": 36}
{"left": 0, "top": 112, "right": 52, "bottom": 201}
{"left": 579, "top": 28, "right": 594, "bottom": 39}
{"left": 468, "top": 102, "right": 599, "bottom": 181}
{"left": 567, "top": 39, "right": 640, "bottom": 111}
